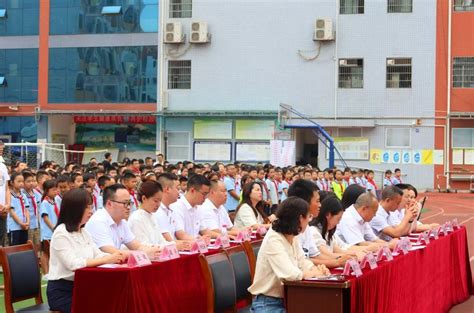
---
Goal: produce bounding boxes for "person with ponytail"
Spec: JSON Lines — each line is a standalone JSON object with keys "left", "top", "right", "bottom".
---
{"left": 39, "top": 179, "right": 59, "bottom": 276}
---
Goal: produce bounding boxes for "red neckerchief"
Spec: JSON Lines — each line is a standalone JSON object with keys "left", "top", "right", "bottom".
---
{"left": 367, "top": 178, "right": 378, "bottom": 190}
{"left": 285, "top": 179, "right": 292, "bottom": 186}
{"left": 46, "top": 196, "right": 59, "bottom": 217}
{"left": 93, "top": 194, "right": 97, "bottom": 209}
{"left": 129, "top": 189, "right": 139, "bottom": 208}
{"left": 11, "top": 191, "right": 26, "bottom": 221}
{"left": 26, "top": 191, "right": 38, "bottom": 216}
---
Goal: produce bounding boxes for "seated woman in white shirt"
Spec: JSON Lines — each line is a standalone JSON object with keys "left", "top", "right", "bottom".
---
{"left": 47, "top": 188, "right": 125, "bottom": 313}
{"left": 248, "top": 197, "right": 330, "bottom": 312}
{"left": 128, "top": 180, "right": 167, "bottom": 246}
{"left": 233, "top": 182, "right": 271, "bottom": 230}
{"left": 310, "top": 195, "right": 369, "bottom": 263}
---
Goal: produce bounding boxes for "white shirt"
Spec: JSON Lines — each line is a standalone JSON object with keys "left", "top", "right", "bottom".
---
{"left": 199, "top": 198, "right": 233, "bottom": 230}
{"left": 128, "top": 209, "right": 166, "bottom": 246}
{"left": 336, "top": 204, "right": 378, "bottom": 245}
{"left": 153, "top": 202, "right": 177, "bottom": 239}
{"left": 248, "top": 228, "right": 314, "bottom": 298}
{"left": 85, "top": 208, "right": 135, "bottom": 249}
{"left": 0, "top": 162, "right": 9, "bottom": 206}
{"left": 310, "top": 225, "right": 351, "bottom": 253}
{"left": 170, "top": 196, "right": 205, "bottom": 238}
{"left": 265, "top": 179, "right": 279, "bottom": 204}
{"left": 369, "top": 205, "right": 393, "bottom": 242}
{"left": 234, "top": 203, "right": 264, "bottom": 229}
{"left": 48, "top": 224, "right": 108, "bottom": 281}
{"left": 297, "top": 226, "right": 320, "bottom": 258}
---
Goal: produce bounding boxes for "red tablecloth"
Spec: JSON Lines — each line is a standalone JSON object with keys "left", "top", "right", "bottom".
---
{"left": 72, "top": 253, "right": 208, "bottom": 313}
{"left": 347, "top": 227, "right": 472, "bottom": 313}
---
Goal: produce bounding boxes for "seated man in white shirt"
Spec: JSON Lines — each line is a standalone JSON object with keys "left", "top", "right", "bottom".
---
{"left": 370, "top": 186, "right": 416, "bottom": 241}
{"left": 288, "top": 179, "right": 348, "bottom": 268}
{"left": 199, "top": 180, "right": 240, "bottom": 238}
{"left": 170, "top": 174, "right": 213, "bottom": 240}
{"left": 85, "top": 184, "right": 161, "bottom": 258}
{"left": 337, "top": 192, "right": 391, "bottom": 250}
{"left": 153, "top": 173, "right": 193, "bottom": 250}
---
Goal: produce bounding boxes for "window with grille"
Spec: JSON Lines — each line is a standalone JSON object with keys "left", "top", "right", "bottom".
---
{"left": 169, "top": 0, "right": 192, "bottom": 18}
{"left": 386, "top": 58, "right": 412, "bottom": 88}
{"left": 387, "top": 0, "right": 412, "bottom": 13}
{"left": 340, "top": 0, "right": 364, "bottom": 14}
{"left": 168, "top": 60, "right": 191, "bottom": 89}
{"left": 454, "top": 0, "right": 474, "bottom": 11}
{"left": 453, "top": 57, "right": 474, "bottom": 88}
{"left": 338, "top": 59, "right": 363, "bottom": 88}
{"left": 166, "top": 131, "right": 191, "bottom": 162}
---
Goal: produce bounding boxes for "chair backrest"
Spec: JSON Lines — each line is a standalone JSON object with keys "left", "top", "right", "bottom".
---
{"left": 0, "top": 241, "right": 42, "bottom": 313}
{"left": 225, "top": 244, "right": 252, "bottom": 304}
{"left": 251, "top": 239, "right": 263, "bottom": 259}
{"left": 199, "top": 252, "right": 236, "bottom": 313}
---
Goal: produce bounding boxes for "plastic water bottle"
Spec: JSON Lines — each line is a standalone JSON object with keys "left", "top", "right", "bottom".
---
{"left": 221, "top": 224, "right": 228, "bottom": 237}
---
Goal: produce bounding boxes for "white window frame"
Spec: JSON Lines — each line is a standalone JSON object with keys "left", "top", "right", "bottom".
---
{"left": 385, "top": 127, "right": 411, "bottom": 148}
{"left": 452, "top": 128, "right": 474, "bottom": 148}
{"left": 166, "top": 131, "right": 191, "bottom": 162}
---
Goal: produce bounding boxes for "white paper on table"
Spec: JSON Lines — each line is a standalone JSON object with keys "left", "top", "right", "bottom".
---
{"left": 409, "top": 246, "right": 426, "bottom": 251}
{"left": 98, "top": 264, "right": 122, "bottom": 268}
{"left": 178, "top": 251, "right": 198, "bottom": 255}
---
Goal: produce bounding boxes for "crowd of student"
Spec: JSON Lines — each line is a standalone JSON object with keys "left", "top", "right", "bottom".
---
{"left": 0, "top": 147, "right": 438, "bottom": 313}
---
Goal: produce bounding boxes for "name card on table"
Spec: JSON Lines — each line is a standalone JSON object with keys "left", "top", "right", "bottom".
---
{"left": 342, "top": 259, "right": 363, "bottom": 277}
{"left": 360, "top": 253, "right": 378, "bottom": 270}
{"left": 445, "top": 221, "right": 453, "bottom": 233}
{"left": 159, "top": 243, "right": 180, "bottom": 261}
{"left": 375, "top": 246, "right": 394, "bottom": 261}
{"left": 393, "top": 238, "right": 410, "bottom": 255}
{"left": 127, "top": 251, "right": 152, "bottom": 268}
{"left": 213, "top": 234, "right": 231, "bottom": 248}
{"left": 438, "top": 224, "right": 447, "bottom": 236}
{"left": 431, "top": 227, "right": 439, "bottom": 240}
{"left": 416, "top": 231, "right": 430, "bottom": 245}
{"left": 191, "top": 238, "right": 209, "bottom": 253}
{"left": 235, "top": 231, "right": 252, "bottom": 243}
{"left": 452, "top": 218, "right": 461, "bottom": 229}
{"left": 257, "top": 226, "right": 267, "bottom": 236}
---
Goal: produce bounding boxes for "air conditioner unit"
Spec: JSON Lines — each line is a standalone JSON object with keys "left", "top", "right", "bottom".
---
{"left": 387, "top": 59, "right": 395, "bottom": 66}
{"left": 314, "top": 18, "right": 334, "bottom": 41}
{"left": 189, "top": 21, "right": 210, "bottom": 43}
{"left": 164, "top": 22, "right": 184, "bottom": 44}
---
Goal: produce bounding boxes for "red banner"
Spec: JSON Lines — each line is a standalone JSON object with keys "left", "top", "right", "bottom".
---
{"left": 73, "top": 115, "right": 156, "bottom": 124}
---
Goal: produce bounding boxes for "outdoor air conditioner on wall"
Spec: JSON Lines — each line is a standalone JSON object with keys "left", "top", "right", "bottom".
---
{"left": 164, "top": 22, "right": 184, "bottom": 44}
{"left": 189, "top": 21, "right": 210, "bottom": 43}
{"left": 314, "top": 18, "right": 334, "bottom": 41}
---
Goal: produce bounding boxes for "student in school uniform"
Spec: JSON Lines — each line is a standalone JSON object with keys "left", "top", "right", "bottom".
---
{"left": 40, "top": 180, "right": 59, "bottom": 276}
{"left": 121, "top": 171, "right": 139, "bottom": 215}
{"left": 55, "top": 175, "right": 70, "bottom": 210}
{"left": 248, "top": 197, "right": 329, "bottom": 312}
{"left": 383, "top": 170, "right": 393, "bottom": 189}
{"left": 7, "top": 172, "right": 30, "bottom": 246}
{"left": 22, "top": 171, "right": 41, "bottom": 250}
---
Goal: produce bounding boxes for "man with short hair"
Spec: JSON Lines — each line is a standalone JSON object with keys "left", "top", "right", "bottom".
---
{"left": 85, "top": 184, "right": 161, "bottom": 258}
{"left": 154, "top": 173, "right": 181, "bottom": 241}
{"left": 223, "top": 164, "right": 240, "bottom": 212}
{"left": 171, "top": 174, "right": 211, "bottom": 240}
{"left": 337, "top": 192, "right": 388, "bottom": 248}
{"left": 199, "top": 180, "right": 239, "bottom": 237}
{"left": 370, "top": 186, "right": 416, "bottom": 241}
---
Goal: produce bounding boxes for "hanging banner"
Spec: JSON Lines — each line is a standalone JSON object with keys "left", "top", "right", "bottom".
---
{"left": 73, "top": 115, "right": 156, "bottom": 124}
{"left": 412, "top": 150, "right": 422, "bottom": 165}
{"left": 402, "top": 150, "right": 411, "bottom": 164}
{"left": 382, "top": 151, "right": 391, "bottom": 164}
{"left": 391, "top": 151, "right": 401, "bottom": 164}
{"left": 370, "top": 149, "right": 381, "bottom": 164}
{"left": 421, "top": 150, "right": 433, "bottom": 165}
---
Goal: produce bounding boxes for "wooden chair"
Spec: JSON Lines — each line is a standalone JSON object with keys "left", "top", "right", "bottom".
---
{"left": 199, "top": 252, "right": 237, "bottom": 313}
{"left": 225, "top": 244, "right": 253, "bottom": 310}
{"left": 0, "top": 241, "right": 50, "bottom": 313}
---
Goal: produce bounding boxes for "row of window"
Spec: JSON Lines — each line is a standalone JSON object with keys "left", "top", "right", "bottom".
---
{"left": 0, "top": 47, "right": 158, "bottom": 103}
{"left": 0, "top": 0, "right": 158, "bottom": 36}
{"left": 340, "top": 0, "right": 474, "bottom": 14}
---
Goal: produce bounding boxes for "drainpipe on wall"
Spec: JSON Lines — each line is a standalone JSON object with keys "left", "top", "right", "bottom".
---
{"left": 445, "top": 0, "right": 452, "bottom": 189}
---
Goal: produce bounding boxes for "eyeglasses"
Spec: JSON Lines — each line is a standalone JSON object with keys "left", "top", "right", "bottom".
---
{"left": 196, "top": 189, "right": 209, "bottom": 197}
{"left": 110, "top": 200, "right": 132, "bottom": 208}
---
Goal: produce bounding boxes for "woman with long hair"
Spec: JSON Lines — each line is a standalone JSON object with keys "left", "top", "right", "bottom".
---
{"left": 233, "top": 182, "right": 270, "bottom": 230}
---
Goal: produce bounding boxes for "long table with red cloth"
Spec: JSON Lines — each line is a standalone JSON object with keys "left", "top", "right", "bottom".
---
{"left": 285, "top": 227, "right": 472, "bottom": 313}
